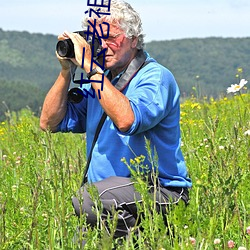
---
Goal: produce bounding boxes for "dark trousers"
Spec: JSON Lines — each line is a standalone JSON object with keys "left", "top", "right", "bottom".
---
{"left": 72, "top": 176, "right": 189, "bottom": 238}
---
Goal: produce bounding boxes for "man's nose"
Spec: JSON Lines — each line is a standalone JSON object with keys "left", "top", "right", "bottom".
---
{"left": 101, "top": 39, "right": 108, "bottom": 49}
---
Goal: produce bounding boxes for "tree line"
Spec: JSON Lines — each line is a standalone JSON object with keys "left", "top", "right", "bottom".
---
{"left": 0, "top": 28, "right": 249, "bottom": 120}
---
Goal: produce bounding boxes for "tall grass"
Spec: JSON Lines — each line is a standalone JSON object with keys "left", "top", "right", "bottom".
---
{"left": 0, "top": 93, "right": 249, "bottom": 249}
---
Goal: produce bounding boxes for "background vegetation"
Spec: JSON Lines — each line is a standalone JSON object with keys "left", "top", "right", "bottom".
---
{"left": 0, "top": 28, "right": 250, "bottom": 120}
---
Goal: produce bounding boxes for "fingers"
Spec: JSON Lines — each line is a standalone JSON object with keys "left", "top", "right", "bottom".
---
{"left": 63, "top": 31, "right": 84, "bottom": 43}
{"left": 56, "top": 31, "right": 91, "bottom": 70}
{"left": 57, "top": 31, "right": 80, "bottom": 41}
{"left": 58, "top": 31, "right": 89, "bottom": 48}
{"left": 58, "top": 31, "right": 70, "bottom": 41}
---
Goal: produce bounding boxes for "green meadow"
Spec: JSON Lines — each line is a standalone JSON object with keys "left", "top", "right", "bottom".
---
{"left": 0, "top": 91, "right": 249, "bottom": 249}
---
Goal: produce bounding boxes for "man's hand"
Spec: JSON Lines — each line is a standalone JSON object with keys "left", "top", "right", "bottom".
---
{"left": 61, "top": 31, "right": 92, "bottom": 73}
{"left": 57, "top": 33, "right": 77, "bottom": 72}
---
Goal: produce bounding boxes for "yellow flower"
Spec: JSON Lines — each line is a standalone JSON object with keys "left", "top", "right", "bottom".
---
{"left": 237, "top": 67, "right": 243, "bottom": 73}
{"left": 191, "top": 103, "right": 201, "bottom": 110}
{"left": 130, "top": 159, "right": 135, "bottom": 165}
{"left": 135, "top": 157, "right": 141, "bottom": 164}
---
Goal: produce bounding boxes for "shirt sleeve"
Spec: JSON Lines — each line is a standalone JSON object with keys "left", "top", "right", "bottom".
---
{"left": 119, "top": 63, "right": 180, "bottom": 135}
{"left": 56, "top": 97, "right": 87, "bottom": 133}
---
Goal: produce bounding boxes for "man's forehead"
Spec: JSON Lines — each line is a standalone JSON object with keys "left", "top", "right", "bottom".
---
{"left": 89, "top": 20, "right": 121, "bottom": 33}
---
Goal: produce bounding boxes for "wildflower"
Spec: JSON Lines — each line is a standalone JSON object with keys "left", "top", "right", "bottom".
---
{"left": 237, "top": 68, "right": 243, "bottom": 73}
{"left": 42, "top": 213, "right": 48, "bottom": 221}
{"left": 20, "top": 207, "right": 25, "bottom": 214}
{"left": 227, "top": 79, "right": 248, "bottom": 93}
{"left": 228, "top": 240, "right": 235, "bottom": 248}
{"left": 189, "top": 237, "right": 196, "bottom": 246}
{"left": 196, "top": 180, "right": 202, "bottom": 185}
{"left": 135, "top": 156, "right": 141, "bottom": 164}
{"left": 214, "top": 238, "right": 221, "bottom": 244}
{"left": 244, "top": 130, "right": 250, "bottom": 136}
{"left": 219, "top": 145, "right": 225, "bottom": 150}
{"left": 238, "top": 247, "right": 246, "bottom": 250}
{"left": 246, "top": 226, "right": 250, "bottom": 235}
{"left": 191, "top": 103, "right": 201, "bottom": 109}
{"left": 130, "top": 159, "right": 135, "bottom": 165}
{"left": 12, "top": 185, "right": 18, "bottom": 192}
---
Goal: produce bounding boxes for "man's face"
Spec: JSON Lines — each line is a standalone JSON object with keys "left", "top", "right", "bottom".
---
{"left": 93, "top": 22, "right": 137, "bottom": 73}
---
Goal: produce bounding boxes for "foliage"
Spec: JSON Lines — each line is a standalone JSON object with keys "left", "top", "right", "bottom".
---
{"left": 0, "top": 92, "right": 249, "bottom": 249}
{"left": 0, "top": 28, "right": 60, "bottom": 89}
{"left": 0, "top": 29, "right": 61, "bottom": 121}
{"left": 0, "top": 79, "right": 46, "bottom": 121}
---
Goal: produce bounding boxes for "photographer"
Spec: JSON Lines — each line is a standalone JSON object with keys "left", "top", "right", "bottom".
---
{"left": 40, "top": 0, "right": 192, "bottom": 243}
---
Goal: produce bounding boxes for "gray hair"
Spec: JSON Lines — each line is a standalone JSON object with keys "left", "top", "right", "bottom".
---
{"left": 82, "top": 0, "right": 145, "bottom": 49}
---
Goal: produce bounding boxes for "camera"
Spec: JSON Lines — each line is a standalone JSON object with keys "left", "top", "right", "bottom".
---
{"left": 56, "top": 31, "right": 102, "bottom": 59}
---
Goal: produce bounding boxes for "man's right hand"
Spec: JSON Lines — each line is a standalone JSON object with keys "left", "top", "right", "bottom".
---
{"left": 57, "top": 33, "right": 77, "bottom": 73}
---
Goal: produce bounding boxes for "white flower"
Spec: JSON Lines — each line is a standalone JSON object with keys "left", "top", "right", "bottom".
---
{"left": 189, "top": 237, "right": 196, "bottom": 245}
{"left": 219, "top": 145, "right": 224, "bottom": 150}
{"left": 227, "top": 79, "right": 248, "bottom": 93}
{"left": 246, "top": 226, "right": 250, "bottom": 235}
{"left": 214, "top": 238, "right": 221, "bottom": 244}
{"left": 244, "top": 130, "right": 250, "bottom": 136}
{"left": 20, "top": 207, "right": 25, "bottom": 214}
{"left": 238, "top": 247, "right": 246, "bottom": 250}
{"left": 12, "top": 185, "right": 18, "bottom": 192}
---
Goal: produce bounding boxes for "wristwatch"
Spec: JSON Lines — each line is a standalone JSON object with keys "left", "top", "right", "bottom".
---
{"left": 87, "top": 67, "right": 104, "bottom": 79}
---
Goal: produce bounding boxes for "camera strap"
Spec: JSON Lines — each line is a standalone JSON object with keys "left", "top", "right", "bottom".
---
{"left": 81, "top": 50, "right": 150, "bottom": 186}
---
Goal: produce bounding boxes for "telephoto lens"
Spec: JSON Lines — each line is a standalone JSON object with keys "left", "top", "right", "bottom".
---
{"left": 56, "top": 39, "right": 75, "bottom": 58}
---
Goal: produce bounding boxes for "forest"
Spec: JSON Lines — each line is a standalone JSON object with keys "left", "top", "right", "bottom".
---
{"left": 0, "top": 28, "right": 249, "bottom": 120}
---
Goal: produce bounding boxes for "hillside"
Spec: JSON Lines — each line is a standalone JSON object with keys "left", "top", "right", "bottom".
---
{"left": 145, "top": 37, "right": 250, "bottom": 97}
{"left": 0, "top": 28, "right": 249, "bottom": 120}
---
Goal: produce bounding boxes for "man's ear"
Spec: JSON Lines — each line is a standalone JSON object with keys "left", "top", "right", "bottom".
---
{"left": 131, "top": 36, "right": 139, "bottom": 49}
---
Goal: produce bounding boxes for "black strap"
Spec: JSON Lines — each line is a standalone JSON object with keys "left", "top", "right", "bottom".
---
{"left": 81, "top": 50, "right": 150, "bottom": 185}
{"left": 115, "top": 49, "right": 147, "bottom": 91}
{"left": 81, "top": 112, "right": 107, "bottom": 185}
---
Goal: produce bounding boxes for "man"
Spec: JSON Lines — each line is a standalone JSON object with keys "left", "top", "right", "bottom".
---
{"left": 40, "top": 0, "right": 192, "bottom": 242}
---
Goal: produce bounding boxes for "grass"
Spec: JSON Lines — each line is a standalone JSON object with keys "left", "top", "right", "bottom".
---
{"left": 0, "top": 93, "right": 249, "bottom": 249}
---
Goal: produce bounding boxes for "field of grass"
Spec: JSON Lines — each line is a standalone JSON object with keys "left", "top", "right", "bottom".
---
{"left": 0, "top": 92, "right": 249, "bottom": 249}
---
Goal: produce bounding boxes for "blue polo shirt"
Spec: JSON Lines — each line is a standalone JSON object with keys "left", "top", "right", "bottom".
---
{"left": 57, "top": 53, "right": 192, "bottom": 188}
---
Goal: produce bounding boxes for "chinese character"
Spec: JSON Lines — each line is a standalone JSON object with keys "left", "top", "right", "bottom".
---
{"left": 85, "top": 7, "right": 111, "bottom": 18}
{"left": 87, "top": 0, "right": 111, "bottom": 11}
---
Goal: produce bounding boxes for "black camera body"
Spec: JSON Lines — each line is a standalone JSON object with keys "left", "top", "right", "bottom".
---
{"left": 56, "top": 31, "right": 102, "bottom": 59}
